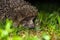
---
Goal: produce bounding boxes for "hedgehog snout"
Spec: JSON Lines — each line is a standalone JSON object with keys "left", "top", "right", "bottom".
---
{"left": 22, "top": 19, "right": 35, "bottom": 28}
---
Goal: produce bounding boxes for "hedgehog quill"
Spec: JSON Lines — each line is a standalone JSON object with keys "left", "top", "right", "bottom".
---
{"left": 0, "top": 0, "right": 38, "bottom": 28}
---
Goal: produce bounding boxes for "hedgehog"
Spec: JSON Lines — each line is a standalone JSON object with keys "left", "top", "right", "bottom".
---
{"left": 0, "top": 0, "right": 38, "bottom": 28}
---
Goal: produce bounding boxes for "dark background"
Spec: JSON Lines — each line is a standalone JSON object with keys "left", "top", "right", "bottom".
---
{"left": 25, "top": 0, "right": 60, "bottom": 12}
{"left": 25, "top": 0, "right": 60, "bottom": 4}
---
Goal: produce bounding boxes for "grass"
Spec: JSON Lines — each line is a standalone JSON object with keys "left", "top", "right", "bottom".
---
{"left": 0, "top": 3, "right": 60, "bottom": 40}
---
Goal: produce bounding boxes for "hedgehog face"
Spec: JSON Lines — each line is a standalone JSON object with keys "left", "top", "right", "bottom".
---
{"left": 21, "top": 16, "right": 35, "bottom": 28}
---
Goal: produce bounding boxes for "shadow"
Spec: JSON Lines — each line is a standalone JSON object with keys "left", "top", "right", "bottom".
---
{"left": 25, "top": 0, "right": 60, "bottom": 13}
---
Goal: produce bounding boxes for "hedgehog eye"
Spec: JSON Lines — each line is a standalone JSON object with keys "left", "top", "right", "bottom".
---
{"left": 22, "top": 21, "right": 27, "bottom": 26}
